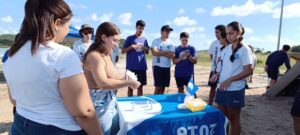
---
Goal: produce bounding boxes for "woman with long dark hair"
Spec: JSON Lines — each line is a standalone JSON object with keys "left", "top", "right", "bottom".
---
{"left": 3, "top": 0, "right": 102, "bottom": 134}
{"left": 215, "top": 21, "right": 253, "bottom": 135}
{"left": 83, "top": 22, "right": 140, "bottom": 135}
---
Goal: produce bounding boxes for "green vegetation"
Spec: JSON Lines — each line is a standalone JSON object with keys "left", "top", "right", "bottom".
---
{"left": 0, "top": 34, "right": 298, "bottom": 76}
{"left": 0, "top": 34, "right": 16, "bottom": 48}
{"left": 291, "top": 45, "right": 300, "bottom": 52}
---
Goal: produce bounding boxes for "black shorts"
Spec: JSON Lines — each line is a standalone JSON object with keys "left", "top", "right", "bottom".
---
{"left": 175, "top": 77, "right": 190, "bottom": 88}
{"left": 153, "top": 66, "right": 170, "bottom": 87}
{"left": 128, "top": 69, "right": 147, "bottom": 85}
{"left": 267, "top": 66, "right": 279, "bottom": 80}
{"left": 208, "top": 71, "right": 217, "bottom": 87}
{"left": 291, "top": 87, "right": 300, "bottom": 117}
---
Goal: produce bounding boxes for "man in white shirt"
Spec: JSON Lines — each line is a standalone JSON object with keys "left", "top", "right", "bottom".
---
{"left": 72, "top": 24, "right": 94, "bottom": 61}
{"left": 151, "top": 25, "right": 175, "bottom": 95}
{"left": 207, "top": 25, "right": 226, "bottom": 105}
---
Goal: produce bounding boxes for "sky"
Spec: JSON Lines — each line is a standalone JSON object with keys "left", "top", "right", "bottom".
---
{"left": 0, "top": 0, "right": 300, "bottom": 51}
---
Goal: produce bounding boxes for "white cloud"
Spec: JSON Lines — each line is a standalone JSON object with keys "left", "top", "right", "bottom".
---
{"left": 273, "top": 3, "right": 300, "bottom": 18}
{"left": 71, "top": 17, "right": 82, "bottom": 23}
{"left": 172, "top": 16, "right": 197, "bottom": 26}
{"left": 244, "top": 27, "right": 253, "bottom": 34}
{"left": 69, "top": 3, "right": 87, "bottom": 9}
{"left": 165, "top": 21, "right": 172, "bottom": 25}
{"left": 146, "top": 4, "right": 153, "bottom": 10}
{"left": 91, "top": 13, "right": 98, "bottom": 21}
{"left": 1, "top": 16, "right": 13, "bottom": 23}
{"left": 195, "top": 8, "right": 205, "bottom": 14}
{"left": 0, "top": 27, "right": 18, "bottom": 34}
{"left": 178, "top": 8, "right": 185, "bottom": 14}
{"left": 182, "top": 26, "right": 205, "bottom": 34}
{"left": 100, "top": 13, "right": 114, "bottom": 22}
{"left": 117, "top": 12, "right": 132, "bottom": 25}
{"left": 211, "top": 0, "right": 279, "bottom": 17}
{"left": 245, "top": 35, "right": 298, "bottom": 51}
{"left": 120, "top": 29, "right": 135, "bottom": 39}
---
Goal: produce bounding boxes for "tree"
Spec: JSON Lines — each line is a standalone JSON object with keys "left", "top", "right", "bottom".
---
{"left": 291, "top": 45, "right": 300, "bottom": 53}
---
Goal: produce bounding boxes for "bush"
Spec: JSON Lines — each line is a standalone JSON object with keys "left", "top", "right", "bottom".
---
{"left": 291, "top": 45, "right": 300, "bottom": 53}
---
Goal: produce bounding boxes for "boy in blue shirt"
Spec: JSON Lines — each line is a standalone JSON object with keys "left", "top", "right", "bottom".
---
{"left": 172, "top": 32, "right": 197, "bottom": 93}
{"left": 122, "top": 20, "right": 149, "bottom": 96}
{"left": 265, "top": 45, "right": 291, "bottom": 88}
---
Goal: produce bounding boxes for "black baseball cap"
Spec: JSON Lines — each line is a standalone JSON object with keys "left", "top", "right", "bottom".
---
{"left": 161, "top": 25, "right": 173, "bottom": 31}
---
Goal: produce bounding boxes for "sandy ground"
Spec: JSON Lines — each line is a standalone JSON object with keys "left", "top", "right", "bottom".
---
{"left": 0, "top": 56, "right": 295, "bottom": 135}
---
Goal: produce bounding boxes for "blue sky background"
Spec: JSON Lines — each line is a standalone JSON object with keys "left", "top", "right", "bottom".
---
{"left": 0, "top": 0, "right": 299, "bottom": 51}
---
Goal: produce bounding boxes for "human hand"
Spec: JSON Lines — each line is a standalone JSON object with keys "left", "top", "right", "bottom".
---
{"left": 220, "top": 79, "right": 232, "bottom": 90}
{"left": 131, "top": 44, "right": 140, "bottom": 49}
{"left": 210, "top": 74, "right": 219, "bottom": 83}
{"left": 264, "top": 65, "right": 268, "bottom": 72}
{"left": 129, "top": 80, "right": 141, "bottom": 90}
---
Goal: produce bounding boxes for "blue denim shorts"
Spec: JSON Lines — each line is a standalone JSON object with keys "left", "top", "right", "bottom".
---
{"left": 11, "top": 113, "right": 86, "bottom": 135}
{"left": 215, "top": 88, "right": 245, "bottom": 108}
{"left": 90, "top": 89, "right": 119, "bottom": 135}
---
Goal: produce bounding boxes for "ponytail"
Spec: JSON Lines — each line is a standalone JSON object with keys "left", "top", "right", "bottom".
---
{"left": 227, "top": 21, "right": 245, "bottom": 62}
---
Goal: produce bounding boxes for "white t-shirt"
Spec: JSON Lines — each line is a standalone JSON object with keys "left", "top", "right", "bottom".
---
{"left": 208, "top": 40, "right": 222, "bottom": 71}
{"left": 151, "top": 38, "right": 175, "bottom": 68}
{"left": 217, "top": 44, "right": 252, "bottom": 91}
{"left": 111, "top": 47, "right": 119, "bottom": 65}
{"left": 3, "top": 41, "right": 83, "bottom": 131}
{"left": 216, "top": 45, "right": 228, "bottom": 73}
{"left": 72, "top": 39, "right": 92, "bottom": 61}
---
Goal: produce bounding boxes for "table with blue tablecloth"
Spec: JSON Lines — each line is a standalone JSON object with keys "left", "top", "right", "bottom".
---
{"left": 117, "top": 94, "right": 228, "bottom": 135}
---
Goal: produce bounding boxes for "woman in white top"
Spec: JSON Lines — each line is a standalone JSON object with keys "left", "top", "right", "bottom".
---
{"left": 82, "top": 22, "right": 140, "bottom": 135}
{"left": 214, "top": 21, "right": 253, "bottom": 135}
{"left": 210, "top": 30, "right": 230, "bottom": 82}
{"left": 3, "top": 0, "right": 102, "bottom": 134}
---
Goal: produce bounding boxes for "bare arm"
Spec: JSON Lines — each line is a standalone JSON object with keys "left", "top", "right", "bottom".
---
{"left": 220, "top": 64, "right": 253, "bottom": 90}
{"left": 121, "top": 45, "right": 134, "bottom": 54}
{"left": 151, "top": 48, "right": 168, "bottom": 56}
{"left": 163, "top": 52, "right": 175, "bottom": 58}
{"left": 188, "top": 55, "right": 197, "bottom": 64}
{"left": 172, "top": 57, "right": 181, "bottom": 64}
{"left": 86, "top": 52, "right": 139, "bottom": 90}
{"left": 59, "top": 74, "right": 102, "bottom": 135}
{"left": 142, "top": 46, "right": 150, "bottom": 54}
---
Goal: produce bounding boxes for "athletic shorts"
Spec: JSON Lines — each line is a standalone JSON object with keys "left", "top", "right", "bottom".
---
{"left": 267, "top": 66, "right": 279, "bottom": 80}
{"left": 215, "top": 88, "right": 245, "bottom": 108}
{"left": 153, "top": 66, "right": 170, "bottom": 87}
{"left": 175, "top": 77, "right": 190, "bottom": 88}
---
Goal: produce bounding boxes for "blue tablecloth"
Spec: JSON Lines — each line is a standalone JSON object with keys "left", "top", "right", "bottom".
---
{"left": 117, "top": 94, "right": 228, "bottom": 135}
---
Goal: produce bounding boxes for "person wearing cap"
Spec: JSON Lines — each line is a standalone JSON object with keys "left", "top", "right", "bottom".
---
{"left": 172, "top": 32, "right": 197, "bottom": 93}
{"left": 72, "top": 24, "right": 94, "bottom": 61}
{"left": 151, "top": 25, "right": 176, "bottom": 95}
{"left": 122, "top": 20, "right": 149, "bottom": 96}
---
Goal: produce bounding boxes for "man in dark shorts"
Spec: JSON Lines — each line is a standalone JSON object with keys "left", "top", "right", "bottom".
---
{"left": 122, "top": 20, "right": 149, "bottom": 96}
{"left": 173, "top": 32, "right": 197, "bottom": 93}
{"left": 265, "top": 45, "right": 291, "bottom": 88}
{"left": 151, "top": 25, "right": 175, "bottom": 94}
